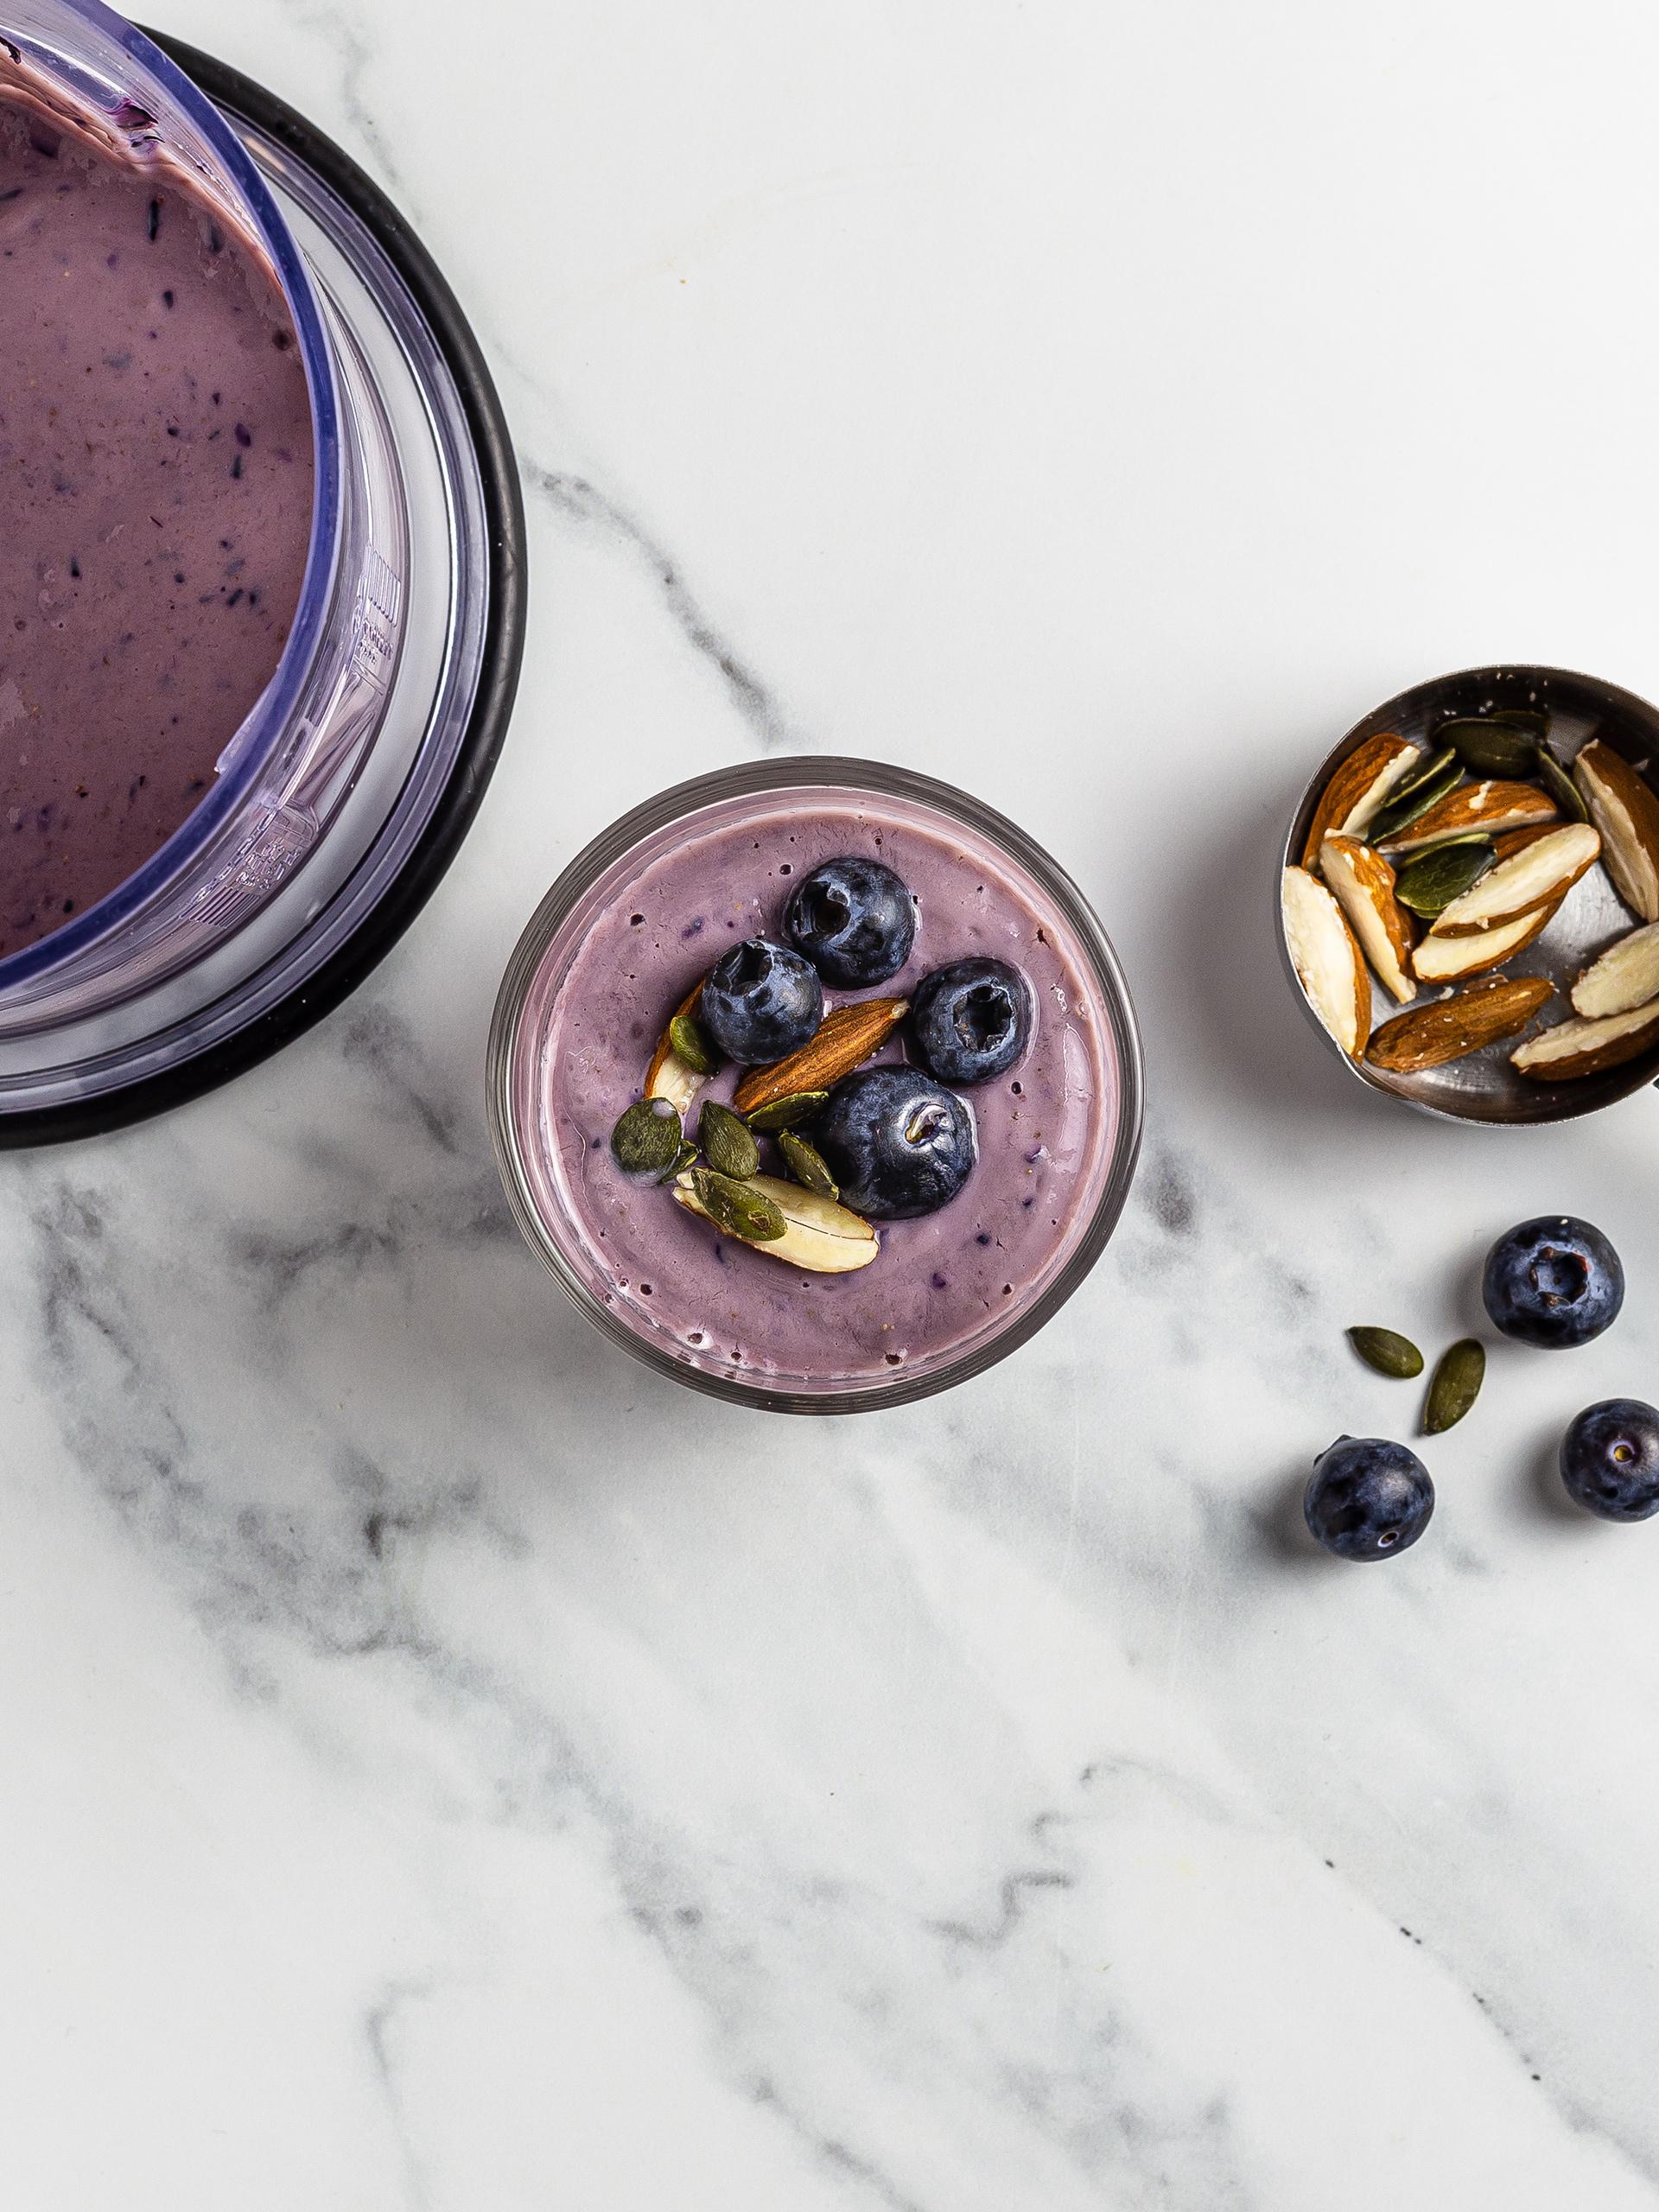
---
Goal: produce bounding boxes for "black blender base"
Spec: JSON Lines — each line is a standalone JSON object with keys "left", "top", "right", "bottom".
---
{"left": 0, "top": 35, "right": 525, "bottom": 1147}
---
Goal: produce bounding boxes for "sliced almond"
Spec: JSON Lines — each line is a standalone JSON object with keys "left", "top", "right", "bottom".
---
{"left": 732, "top": 998, "right": 908, "bottom": 1117}
{"left": 1377, "top": 780, "right": 1557, "bottom": 855}
{"left": 1491, "top": 823, "right": 1561, "bottom": 863}
{"left": 1364, "top": 976, "right": 1554, "bottom": 1074}
{"left": 1573, "top": 740, "right": 1659, "bottom": 922}
{"left": 672, "top": 1170, "right": 880, "bottom": 1273}
{"left": 1319, "top": 835, "right": 1416, "bottom": 1004}
{"left": 1429, "top": 821, "right": 1600, "bottom": 938}
{"left": 1410, "top": 899, "right": 1557, "bottom": 982}
{"left": 1511, "top": 998, "right": 1659, "bottom": 1081}
{"left": 644, "top": 979, "right": 709, "bottom": 1114}
{"left": 1300, "top": 733, "right": 1418, "bottom": 867}
{"left": 1281, "top": 867, "right": 1369, "bottom": 1055}
{"left": 1572, "top": 920, "right": 1659, "bottom": 1018}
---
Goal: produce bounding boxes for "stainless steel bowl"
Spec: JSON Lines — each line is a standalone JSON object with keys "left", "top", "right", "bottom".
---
{"left": 1279, "top": 664, "right": 1659, "bottom": 1125}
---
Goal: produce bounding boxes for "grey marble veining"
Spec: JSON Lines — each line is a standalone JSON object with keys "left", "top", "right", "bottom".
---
{"left": 9, "top": 1, "right": 1659, "bottom": 2204}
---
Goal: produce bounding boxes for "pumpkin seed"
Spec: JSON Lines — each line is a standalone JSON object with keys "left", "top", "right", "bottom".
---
{"left": 779, "top": 1128, "right": 839, "bottom": 1199}
{"left": 743, "top": 1089, "right": 830, "bottom": 1133}
{"left": 697, "top": 1099, "right": 759, "bottom": 1180}
{"left": 611, "top": 1097, "right": 682, "bottom": 1176}
{"left": 689, "top": 1166, "right": 785, "bottom": 1242}
{"left": 1369, "top": 753, "right": 1465, "bottom": 843}
{"left": 1425, "top": 1338, "right": 1485, "bottom": 1433}
{"left": 1534, "top": 745, "right": 1589, "bottom": 823}
{"left": 656, "top": 1140, "right": 699, "bottom": 1184}
{"left": 1487, "top": 708, "right": 1551, "bottom": 741}
{"left": 1389, "top": 744, "right": 1459, "bottom": 802}
{"left": 669, "top": 1012, "right": 721, "bottom": 1075}
{"left": 1347, "top": 1325, "right": 1425, "bottom": 1379}
{"left": 1433, "top": 719, "right": 1540, "bottom": 779}
{"left": 1393, "top": 838, "right": 1496, "bottom": 918}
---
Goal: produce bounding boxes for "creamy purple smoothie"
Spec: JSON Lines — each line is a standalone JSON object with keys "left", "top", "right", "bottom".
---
{"left": 0, "top": 73, "right": 313, "bottom": 956}
{"left": 510, "top": 786, "right": 1122, "bottom": 1391}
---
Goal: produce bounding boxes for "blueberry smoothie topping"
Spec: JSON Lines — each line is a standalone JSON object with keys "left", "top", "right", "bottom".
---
{"left": 910, "top": 956, "right": 1034, "bottom": 1084}
{"left": 700, "top": 938, "right": 823, "bottom": 1063}
{"left": 609, "top": 868, "right": 995, "bottom": 1262}
{"left": 784, "top": 855, "right": 916, "bottom": 985}
{"left": 814, "top": 1067, "right": 976, "bottom": 1220}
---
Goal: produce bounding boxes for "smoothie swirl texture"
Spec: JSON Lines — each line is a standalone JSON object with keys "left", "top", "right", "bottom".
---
{"left": 520, "top": 789, "right": 1121, "bottom": 1387}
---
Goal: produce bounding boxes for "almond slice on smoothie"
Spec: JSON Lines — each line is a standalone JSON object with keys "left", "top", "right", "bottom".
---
{"left": 672, "top": 1171, "right": 880, "bottom": 1273}
{"left": 645, "top": 980, "right": 713, "bottom": 1113}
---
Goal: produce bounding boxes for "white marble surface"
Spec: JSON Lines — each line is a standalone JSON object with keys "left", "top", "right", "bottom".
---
{"left": 9, "top": 1, "right": 1659, "bottom": 2202}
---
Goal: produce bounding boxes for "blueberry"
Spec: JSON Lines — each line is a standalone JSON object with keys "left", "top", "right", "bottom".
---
{"left": 909, "top": 957, "right": 1033, "bottom": 1085}
{"left": 1481, "top": 1215, "right": 1624, "bottom": 1349}
{"left": 699, "top": 938, "right": 823, "bottom": 1065}
{"left": 1304, "top": 1436, "right": 1434, "bottom": 1561}
{"left": 784, "top": 856, "right": 915, "bottom": 986}
{"left": 813, "top": 1065, "right": 976, "bottom": 1219}
{"left": 1560, "top": 1398, "right": 1659, "bottom": 1521}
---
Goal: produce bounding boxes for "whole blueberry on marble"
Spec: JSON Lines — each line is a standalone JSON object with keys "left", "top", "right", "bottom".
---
{"left": 783, "top": 855, "right": 916, "bottom": 986}
{"left": 909, "top": 957, "right": 1033, "bottom": 1085}
{"left": 1482, "top": 1216, "right": 1623, "bottom": 1349}
{"left": 699, "top": 939, "right": 823, "bottom": 1064}
{"left": 1560, "top": 1399, "right": 1659, "bottom": 1521}
{"left": 814, "top": 1065, "right": 976, "bottom": 1219}
{"left": 1304, "top": 1436, "right": 1434, "bottom": 1561}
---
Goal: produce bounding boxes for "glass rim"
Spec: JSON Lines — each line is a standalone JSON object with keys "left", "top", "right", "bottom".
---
{"left": 487, "top": 755, "right": 1146, "bottom": 1414}
{"left": 0, "top": 0, "right": 340, "bottom": 991}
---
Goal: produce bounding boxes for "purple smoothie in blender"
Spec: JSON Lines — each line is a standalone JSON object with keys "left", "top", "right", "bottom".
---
{"left": 0, "top": 65, "right": 313, "bottom": 955}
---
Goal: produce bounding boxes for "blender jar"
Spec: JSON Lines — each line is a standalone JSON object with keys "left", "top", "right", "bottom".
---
{"left": 0, "top": 0, "right": 406, "bottom": 1030}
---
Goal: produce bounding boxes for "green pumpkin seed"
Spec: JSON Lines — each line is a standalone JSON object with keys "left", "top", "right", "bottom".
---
{"left": 611, "top": 1097, "right": 682, "bottom": 1176}
{"left": 779, "top": 1128, "right": 839, "bottom": 1199}
{"left": 1425, "top": 1338, "right": 1485, "bottom": 1433}
{"left": 744, "top": 1089, "right": 830, "bottom": 1133}
{"left": 1433, "top": 718, "right": 1540, "bottom": 779}
{"left": 656, "top": 1140, "right": 699, "bottom": 1184}
{"left": 1393, "top": 839, "right": 1496, "bottom": 918}
{"left": 1347, "top": 1325, "right": 1425, "bottom": 1379}
{"left": 690, "top": 1166, "right": 785, "bottom": 1242}
{"left": 1534, "top": 746, "right": 1589, "bottom": 823}
{"left": 1369, "top": 753, "right": 1465, "bottom": 843}
{"left": 1387, "top": 744, "right": 1459, "bottom": 805}
{"left": 1488, "top": 708, "right": 1551, "bottom": 741}
{"left": 698, "top": 1099, "right": 760, "bottom": 1180}
{"left": 669, "top": 1012, "right": 721, "bottom": 1075}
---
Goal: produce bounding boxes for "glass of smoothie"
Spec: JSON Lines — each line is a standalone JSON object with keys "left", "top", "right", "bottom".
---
{"left": 489, "top": 760, "right": 1143, "bottom": 1413}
